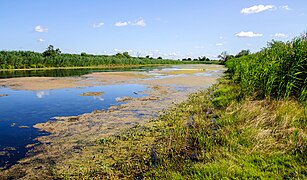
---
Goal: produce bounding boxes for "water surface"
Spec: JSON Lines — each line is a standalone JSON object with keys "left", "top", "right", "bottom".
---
{"left": 0, "top": 84, "right": 145, "bottom": 168}
{"left": 0, "top": 66, "right": 167, "bottom": 79}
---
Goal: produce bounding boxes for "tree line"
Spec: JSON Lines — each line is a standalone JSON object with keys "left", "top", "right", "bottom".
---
{"left": 0, "top": 45, "right": 183, "bottom": 69}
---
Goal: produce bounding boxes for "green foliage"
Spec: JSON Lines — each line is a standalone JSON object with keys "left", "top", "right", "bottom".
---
{"left": 42, "top": 45, "right": 61, "bottom": 57}
{"left": 198, "top": 56, "right": 210, "bottom": 61}
{"left": 226, "top": 33, "right": 307, "bottom": 102}
{"left": 0, "top": 47, "right": 183, "bottom": 69}
{"left": 212, "top": 84, "right": 240, "bottom": 107}
{"left": 235, "top": 49, "right": 250, "bottom": 58}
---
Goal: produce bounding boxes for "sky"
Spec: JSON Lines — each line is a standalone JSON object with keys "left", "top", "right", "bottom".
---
{"left": 0, "top": 0, "right": 306, "bottom": 59}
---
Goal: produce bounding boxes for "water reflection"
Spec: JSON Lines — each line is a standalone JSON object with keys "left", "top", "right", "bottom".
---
{"left": 36, "top": 91, "right": 50, "bottom": 99}
{"left": 0, "top": 66, "right": 167, "bottom": 79}
{"left": 93, "top": 96, "right": 104, "bottom": 101}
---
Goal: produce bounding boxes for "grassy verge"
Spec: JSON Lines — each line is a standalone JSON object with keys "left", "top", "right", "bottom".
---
{"left": 55, "top": 78, "right": 306, "bottom": 179}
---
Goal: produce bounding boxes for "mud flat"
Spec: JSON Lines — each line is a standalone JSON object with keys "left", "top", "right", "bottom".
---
{"left": 0, "top": 64, "right": 225, "bottom": 179}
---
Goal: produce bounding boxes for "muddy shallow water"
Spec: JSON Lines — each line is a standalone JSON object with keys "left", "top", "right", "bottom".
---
{"left": 0, "top": 64, "right": 225, "bottom": 177}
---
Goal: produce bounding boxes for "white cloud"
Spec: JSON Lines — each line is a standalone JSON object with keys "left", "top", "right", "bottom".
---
{"left": 38, "top": 38, "right": 45, "bottom": 42}
{"left": 34, "top": 25, "right": 48, "bottom": 33}
{"left": 216, "top": 43, "right": 223, "bottom": 46}
{"left": 274, "top": 33, "right": 288, "bottom": 38}
{"left": 280, "top": 5, "right": 291, "bottom": 11}
{"left": 235, "top": 31, "right": 263, "bottom": 37}
{"left": 115, "top": 18, "right": 146, "bottom": 27}
{"left": 115, "top": 21, "right": 129, "bottom": 27}
{"left": 132, "top": 19, "right": 146, "bottom": 27}
{"left": 93, "top": 22, "right": 104, "bottom": 28}
{"left": 219, "top": 36, "right": 223, "bottom": 39}
{"left": 241, "top": 5, "right": 275, "bottom": 14}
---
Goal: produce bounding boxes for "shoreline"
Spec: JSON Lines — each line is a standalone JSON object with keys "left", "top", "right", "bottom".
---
{"left": 0, "top": 64, "right": 172, "bottom": 72}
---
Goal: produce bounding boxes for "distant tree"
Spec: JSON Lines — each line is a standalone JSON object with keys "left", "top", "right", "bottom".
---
{"left": 43, "top": 45, "right": 61, "bottom": 57}
{"left": 157, "top": 57, "right": 162, "bottom": 59}
{"left": 218, "top": 51, "right": 228, "bottom": 61}
{"left": 81, "top": 52, "right": 87, "bottom": 56}
{"left": 146, "top": 55, "right": 150, "bottom": 59}
{"left": 235, "top": 49, "right": 250, "bottom": 58}
{"left": 123, "top": 52, "right": 131, "bottom": 58}
{"left": 115, "top": 52, "right": 125, "bottom": 58}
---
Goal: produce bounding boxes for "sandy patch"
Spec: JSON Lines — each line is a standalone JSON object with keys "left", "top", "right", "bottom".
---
{"left": 0, "top": 65, "right": 224, "bottom": 91}
{"left": 0, "top": 72, "right": 148, "bottom": 91}
{"left": 160, "top": 69, "right": 204, "bottom": 75}
{"left": 0, "top": 77, "right": 91, "bottom": 91}
{"left": 141, "top": 76, "right": 218, "bottom": 87}
{"left": 84, "top": 72, "right": 148, "bottom": 84}
{"left": 80, "top": 92, "right": 104, "bottom": 96}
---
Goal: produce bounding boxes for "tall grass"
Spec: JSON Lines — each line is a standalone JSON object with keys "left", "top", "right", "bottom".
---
{"left": 226, "top": 33, "right": 307, "bottom": 102}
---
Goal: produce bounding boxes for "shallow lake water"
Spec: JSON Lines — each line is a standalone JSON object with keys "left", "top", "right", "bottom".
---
{"left": 0, "top": 84, "right": 145, "bottom": 168}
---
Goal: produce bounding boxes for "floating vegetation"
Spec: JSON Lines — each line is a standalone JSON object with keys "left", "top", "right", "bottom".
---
{"left": 3, "top": 147, "right": 16, "bottom": 151}
{"left": 116, "top": 96, "right": 134, "bottom": 102}
{"left": 80, "top": 92, "right": 104, "bottom": 96}
{"left": 18, "top": 126, "right": 30, "bottom": 129}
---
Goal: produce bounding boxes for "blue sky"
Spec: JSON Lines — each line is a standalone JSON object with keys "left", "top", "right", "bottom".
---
{"left": 0, "top": 0, "right": 306, "bottom": 59}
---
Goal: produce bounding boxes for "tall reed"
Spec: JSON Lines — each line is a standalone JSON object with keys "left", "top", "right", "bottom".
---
{"left": 226, "top": 33, "right": 307, "bottom": 102}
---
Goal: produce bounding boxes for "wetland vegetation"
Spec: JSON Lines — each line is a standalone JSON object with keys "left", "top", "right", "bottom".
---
{"left": 0, "top": 34, "right": 306, "bottom": 179}
{"left": 48, "top": 33, "right": 306, "bottom": 179}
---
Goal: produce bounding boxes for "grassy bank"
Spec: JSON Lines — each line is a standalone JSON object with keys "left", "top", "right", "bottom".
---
{"left": 53, "top": 78, "right": 306, "bottom": 179}
{"left": 51, "top": 33, "right": 306, "bottom": 179}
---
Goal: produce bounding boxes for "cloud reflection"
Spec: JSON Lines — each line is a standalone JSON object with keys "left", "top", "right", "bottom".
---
{"left": 36, "top": 91, "right": 50, "bottom": 99}
{"left": 93, "top": 96, "right": 104, "bottom": 101}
